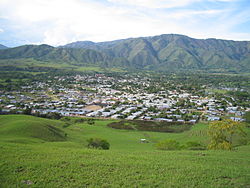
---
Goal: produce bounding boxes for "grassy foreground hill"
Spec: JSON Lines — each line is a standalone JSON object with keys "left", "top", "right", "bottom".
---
{"left": 0, "top": 115, "right": 67, "bottom": 143}
{"left": 0, "top": 115, "right": 250, "bottom": 187}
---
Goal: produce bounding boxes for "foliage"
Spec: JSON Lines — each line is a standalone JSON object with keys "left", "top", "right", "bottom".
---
{"left": 184, "top": 141, "right": 205, "bottom": 150}
{"left": 207, "top": 119, "right": 246, "bottom": 150}
{"left": 156, "top": 139, "right": 181, "bottom": 150}
{"left": 87, "top": 138, "right": 110, "bottom": 150}
{"left": 87, "top": 119, "right": 95, "bottom": 125}
{"left": 46, "top": 112, "right": 62, "bottom": 120}
{"left": 244, "top": 111, "right": 250, "bottom": 123}
{"left": 23, "top": 107, "right": 32, "bottom": 115}
{"left": 108, "top": 120, "right": 192, "bottom": 133}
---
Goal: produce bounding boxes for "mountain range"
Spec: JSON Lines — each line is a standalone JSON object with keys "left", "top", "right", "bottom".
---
{"left": 0, "top": 44, "right": 8, "bottom": 50}
{"left": 1, "top": 34, "right": 250, "bottom": 73}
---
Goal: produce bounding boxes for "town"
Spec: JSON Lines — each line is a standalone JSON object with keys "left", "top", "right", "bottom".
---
{"left": 1, "top": 72, "right": 248, "bottom": 123}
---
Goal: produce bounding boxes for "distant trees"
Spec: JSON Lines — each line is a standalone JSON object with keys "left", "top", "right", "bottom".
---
{"left": 207, "top": 119, "right": 246, "bottom": 150}
{"left": 34, "top": 112, "right": 62, "bottom": 120}
{"left": 23, "top": 107, "right": 32, "bottom": 115}
{"left": 46, "top": 112, "right": 62, "bottom": 120}
{"left": 244, "top": 111, "right": 250, "bottom": 123}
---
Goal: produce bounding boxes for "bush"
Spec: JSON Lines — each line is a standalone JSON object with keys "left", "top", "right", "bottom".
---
{"left": 74, "top": 118, "right": 85, "bottom": 123}
{"left": 208, "top": 140, "right": 232, "bottom": 150}
{"left": 185, "top": 141, "right": 205, "bottom": 150}
{"left": 207, "top": 119, "right": 246, "bottom": 150}
{"left": 87, "top": 138, "right": 110, "bottom": 150}
{"left": 156, "top": 139, "right": 181, "bottom": 150}
{"left": 87, "top": 119, "right": 95, "bottom": 125}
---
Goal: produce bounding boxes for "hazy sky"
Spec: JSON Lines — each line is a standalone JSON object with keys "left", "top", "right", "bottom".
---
{"left": 0, "top": 0, "right": 250, "bottom": 47}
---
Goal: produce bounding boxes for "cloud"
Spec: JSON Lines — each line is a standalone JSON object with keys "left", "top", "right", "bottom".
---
{"left": 107, "top": 0, "right": 238, "bottom": 9}
{"left": 108, "top": 0, "right": 201, "bottom": 9}
{"left": 0, "top": 0, "right": 249, "bottom": 46}
{"left": 0, "top": 28, "right": 3, "bottom": 33}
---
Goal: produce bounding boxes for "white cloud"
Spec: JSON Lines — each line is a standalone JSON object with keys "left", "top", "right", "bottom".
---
{"left": 0, "top": 0, "right": 249, "bottom": 46}
{"left": 107, "top": 0, "right": 238, "bottom": 9}
{"left": 108, "top": 0, "right": 201, "bottom": 9}
{"left": 0, "top": 28, "right": 3, "bottom": 33}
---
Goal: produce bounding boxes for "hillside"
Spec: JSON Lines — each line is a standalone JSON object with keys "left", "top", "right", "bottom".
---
{"left": 0, "top": 115, "right": 249, "bottom": 187}
{"left": 0, "top": 34, "right": 250, "bottom": 72}
{"left": 0, "top": 44, "right": 8, "bottom": 50}
{"left": 0, "top": 115, "right": 67, "bottom": 143}
{"left": 63, "top": 34, "right": 250, "bottom": 72}
{"left": 0, "top": 44, "right": 112, "bottom": 66}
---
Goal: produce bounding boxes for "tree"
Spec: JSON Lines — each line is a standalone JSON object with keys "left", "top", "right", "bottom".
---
{"left": 47, "top": 112, "right": 61, "bottom": 120}
{"left": 207, "top": 119, "right": 246, "bottom": 150}
{"left": 23, "top": 107, "right": 32, "bottom": 115}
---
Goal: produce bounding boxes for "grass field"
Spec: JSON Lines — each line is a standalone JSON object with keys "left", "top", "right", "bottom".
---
{"left": 0, "top": 115, "right": 250, "bottom": 187}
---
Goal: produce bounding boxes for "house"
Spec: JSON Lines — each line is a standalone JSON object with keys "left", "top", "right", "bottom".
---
{"left": 230, "top": 117, "right": 245, "bottom": 122}
{"left": 207, "top": 116, "right": 220, "bottom": 121}
{"left": 154, "top": 118, "right": 173, "bottom": 122}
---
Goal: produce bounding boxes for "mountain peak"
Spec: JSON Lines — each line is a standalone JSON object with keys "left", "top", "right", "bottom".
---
{"left": 0, "top": 44, "right": 8, "bottom": 50}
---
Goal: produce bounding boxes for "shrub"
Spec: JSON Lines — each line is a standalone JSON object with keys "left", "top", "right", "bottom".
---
{"left": 207, "top": 140, "right": 232, "bottom": 150}
{"left": 156, "top": 139, "right": 181, "bottom": 150}
{"left": 61, "top": 117, "right": 71, "bottom": 122}
{"left": 74, "top": 118, "right": 85, "bottom": 123}
{"left": 87, "top": 138, "right": 110, "bottom": 150}
{"left": 207, "top": 119, "right": 246, "bottom": 150}
{"left": 185, "top": 141, "right": 205, "bottom": 150}
{"left": 87, "top": 119, "right": 95, "bottom": 125}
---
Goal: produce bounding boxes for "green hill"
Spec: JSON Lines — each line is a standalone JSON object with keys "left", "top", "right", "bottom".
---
{"left": 0, "top": 115, "right": 250, "bottom": 187}
{"left": 63, "top": 34, "right": 250, "bottom": 72}
{"left": 0, "top": 44, "right": 111, "bottom": 66}
{"left": 0, "top": 34, "right": 250, "bottom": 73}
{"left": 0, "top": 115, "right": 67, "bottom": 143}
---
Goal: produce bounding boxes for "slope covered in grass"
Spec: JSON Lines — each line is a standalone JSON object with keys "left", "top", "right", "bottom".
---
{"left": 0, "top": 115, "right": 249, "bottom": 187}
{"left": 0, "top": 138, "right": 250, "bottom": 187}
{"left": 0, "top": 115, "right": 67, "bottom": 143}
{"left": 65, "top": 120, "right": 209, "bottom": 151}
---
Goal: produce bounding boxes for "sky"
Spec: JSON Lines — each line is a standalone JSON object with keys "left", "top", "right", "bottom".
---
{"left": 0, "top": 0, "right": 250, "bottom": 47}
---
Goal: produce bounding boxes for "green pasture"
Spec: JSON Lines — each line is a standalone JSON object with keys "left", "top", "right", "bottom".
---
{"left": 0, "top": 115, "right": 249, "bottom": 187}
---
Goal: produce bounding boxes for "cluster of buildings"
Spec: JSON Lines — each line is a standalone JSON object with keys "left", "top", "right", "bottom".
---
{"left": 0, "top": 74, "right": 248, "bottom": 122}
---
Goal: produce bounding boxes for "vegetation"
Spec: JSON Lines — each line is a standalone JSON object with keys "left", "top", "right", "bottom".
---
{"left": 244, "top": 111, "right": 250, "bottom": 123}
{"left": 1, "top": 34, "right": 250, "bottom": 73}
{"left": 156, "top": 139, "right": 181, "bottom": 150}
{"left": 108, "top": 120, "right": 192, "bottom": 133}
{"left": 0, "top": 115, "right": 250, "bottom": 187}
{"left": 0, "top": 115, "right": 67, "bottom": 142}
{"left": 87, "top": 138, "right": 110, "bottom": 150}
{"left": 207, "top": 119, "right": 247, "bottom": 150}
{"left": 184, "top": 141, "right": 205, "bottom": 150}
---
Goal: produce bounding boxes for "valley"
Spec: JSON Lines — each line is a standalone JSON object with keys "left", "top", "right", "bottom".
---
{"left": 0, "top": 34, "right": 250, "bottom": 188}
